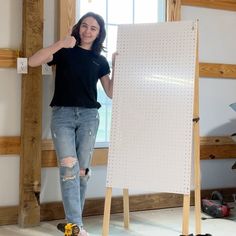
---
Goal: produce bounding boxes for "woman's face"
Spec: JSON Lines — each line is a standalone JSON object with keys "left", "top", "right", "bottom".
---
{"left": 79, "top": 16, "right": 100, "bottom": 49}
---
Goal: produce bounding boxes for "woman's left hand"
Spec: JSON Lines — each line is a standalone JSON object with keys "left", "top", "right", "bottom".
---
{"left": 112, "top": 52, "right": 118, "bottom": 68}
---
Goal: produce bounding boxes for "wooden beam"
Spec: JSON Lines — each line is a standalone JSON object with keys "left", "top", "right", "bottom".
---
{"left": 201, "top": 136, "right": 235, "bottom": 145}
{"left": 201, "top": 136, "right": 236, "bottom": 159}
{"left": 41, "top": 148, "right": 108, "bottom": 167}
{"left": 0, "top": 136, "right": 20, "bottom": 154}
{"left": 19, "top": 0, "right": 43, "bottom": 227}
{"left": 181, "top": 0, "right": 236, "bottom": 12}
{"left": 39, "top": 136, "right": 236, "bottom": 163}
{"left": 201, "top": 144, "right": 236, "bottom": 159}
{"left": 0, "top": 49, "right": 19, "bottom": 68}
{"left": 199, "top": 62, "right": 236, "bottom": 79}
{"left": 58, "top": 0, "right": 76, "bottom": 39}
{"left": 1, "top": 51, "right": 235, "bottom": 80}
{"left": 1, "top": 136, "right": 236, "bottom": 161}
{"left": 39, "top": 136, "right": 236, "bottom": 162}
{"left": 0, "top": 206, "right": 18, "bottom": 226}
{"left": 166, "top": 0, "right": 181, "bottom": 21}
{"left": 0, "top": 137, "right": 108, "bottom": 166}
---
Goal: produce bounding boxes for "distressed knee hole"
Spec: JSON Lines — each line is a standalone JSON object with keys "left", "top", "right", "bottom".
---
{"left": 60, "top": 156, "right": 77, "bottom": 168}
{"left": 60, "top": 156, "right": 78, "bottom": 181}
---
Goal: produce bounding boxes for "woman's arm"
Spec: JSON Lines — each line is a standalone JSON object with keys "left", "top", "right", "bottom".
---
{"left": 29, "top": 32, "right": 76, "bottom": 67}
{"left": 100, "top": 52, "right": 118, "bottom": 99}
{"left": 100, "top": 73, "right": 113, "bottom": 99}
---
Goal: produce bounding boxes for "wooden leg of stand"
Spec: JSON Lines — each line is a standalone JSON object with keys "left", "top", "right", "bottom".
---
{"left": 102, "top": 187, "right": 112, "bottom": 236}
{"left": 182, "top": 194, "right": 190, "bottom": 235}
{"left": 194, "top": 152, "right": 201, "bottom": 235}
{"left": 123, "top": 188, "right": 130, "bottom": 229}
{"left": 193, "top": 24, "right": 201, "bottom": 235}
{"left": 195, "top": 187, "right": 201, "bottom": 235}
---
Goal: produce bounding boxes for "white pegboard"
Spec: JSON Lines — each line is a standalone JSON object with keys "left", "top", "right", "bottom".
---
{"left": 106, "top": 21, "right": 198, "bottom": 195}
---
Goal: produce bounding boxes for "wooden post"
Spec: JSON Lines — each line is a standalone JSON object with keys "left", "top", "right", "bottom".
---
{"left": 166, "top": 0, "right": 181, "bottom": 22}
{"left": 59, "top": 0, "right": 76, "bottom": 39}
{"left": 18, "top": 0, "right": 43, "bottom": 227}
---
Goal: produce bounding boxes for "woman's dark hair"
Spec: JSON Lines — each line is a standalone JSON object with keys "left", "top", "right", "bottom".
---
{"left": 71, "top": 12, "right": 106, "bottom": 55}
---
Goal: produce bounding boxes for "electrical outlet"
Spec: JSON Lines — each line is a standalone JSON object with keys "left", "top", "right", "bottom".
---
{"left": 17, "top": 57, "right": 28, "bottom": 74}
{"left": 42, "top": 63, "right": 52, "bottom": 75}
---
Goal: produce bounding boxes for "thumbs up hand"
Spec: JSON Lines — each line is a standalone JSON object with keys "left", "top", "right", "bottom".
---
{"left": 63, "top": 27, "right": 76, "bottom": 48}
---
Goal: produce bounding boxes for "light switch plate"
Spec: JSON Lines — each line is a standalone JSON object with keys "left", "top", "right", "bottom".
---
{"left": 17, "top": 57, "right": 28, "bottom": 74}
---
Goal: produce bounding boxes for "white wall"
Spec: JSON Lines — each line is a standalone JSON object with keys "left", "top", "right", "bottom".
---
{"left": 182, "top": 6, "right": 236, "bottom": 190}
{"left": 182, "top": 6, "right": 236, "bottom": 136}
{"left": 0, "top": 1, "right": 236, "bottom": 206}
{"left": 0, "top": 0, "right": 22, "bottom": 206}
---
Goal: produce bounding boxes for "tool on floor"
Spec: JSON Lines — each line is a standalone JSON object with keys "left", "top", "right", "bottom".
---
{"left": 201, "top": 191, "right": 230, "bottom": 218}
{"left": 231, "top": 160, "right": 236, "bottom": 169}
{"left": 57, "top": 223, "right": 80, "bottom": 236}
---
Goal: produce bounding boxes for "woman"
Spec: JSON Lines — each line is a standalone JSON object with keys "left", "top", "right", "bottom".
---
{"left": 29, "top": 12, "right": 115, "bottom": 236}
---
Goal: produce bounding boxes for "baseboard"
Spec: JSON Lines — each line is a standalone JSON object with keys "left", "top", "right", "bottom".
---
{"left": 0, "top": 187, "right": 235, "bottom": 226}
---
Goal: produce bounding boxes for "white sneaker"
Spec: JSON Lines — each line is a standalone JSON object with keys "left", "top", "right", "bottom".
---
{"left": 79, "top": 229, "right": 90, "bottom": 236}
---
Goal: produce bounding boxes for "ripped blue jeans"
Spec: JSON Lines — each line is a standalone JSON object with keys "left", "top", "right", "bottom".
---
{"left": 51, "top": 107, "right": 99, "bottom": 227}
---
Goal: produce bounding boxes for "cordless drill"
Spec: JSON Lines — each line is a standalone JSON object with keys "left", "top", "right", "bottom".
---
{"left": 57, "top": 223, "right": 80, "bottom": 236}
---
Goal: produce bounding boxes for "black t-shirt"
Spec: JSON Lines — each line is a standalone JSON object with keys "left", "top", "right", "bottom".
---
{"left": 48, "top": 46, "right": 110, "bottom": 108}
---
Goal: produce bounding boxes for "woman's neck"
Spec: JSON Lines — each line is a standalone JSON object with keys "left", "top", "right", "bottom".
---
{"left": 79, "top": 44, "right": 92, "bottom": 50}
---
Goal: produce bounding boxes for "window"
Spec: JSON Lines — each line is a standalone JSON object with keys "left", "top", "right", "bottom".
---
{"left": 76, "top": 0, "right": 166, "bottom": 146}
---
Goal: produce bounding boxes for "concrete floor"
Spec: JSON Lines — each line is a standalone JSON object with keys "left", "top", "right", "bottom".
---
{"left": 0, "top": 206, "right": 236, "bottom": 236}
